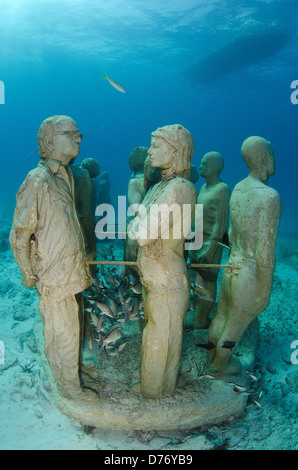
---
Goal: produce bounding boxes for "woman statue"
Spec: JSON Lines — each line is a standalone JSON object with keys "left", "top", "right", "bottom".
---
{"left": 129, "top": 124, "right": 197, "bottom": 397}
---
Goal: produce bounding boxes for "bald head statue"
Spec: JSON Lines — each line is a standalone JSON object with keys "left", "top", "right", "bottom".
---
{"left": 241, "top": 136, "right": 275, "bottom": 184}
{"left": 199, "top": 151, "right": 224, "bottom": 182}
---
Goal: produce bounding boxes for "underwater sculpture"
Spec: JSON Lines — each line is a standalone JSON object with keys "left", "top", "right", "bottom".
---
{"left": 124, "top": 148, "right": 161, "bottom": 274}
{"left": 9, "top": 115, "right": 97, "bottom": 401}
{"left": 189, "top": 152, "right": 230, "bottom": 329}
{"left": 127, "top": 146, "right": 148, "bottom": 206}
{"left": 124, "top": 146, "right": 148, "bottom": 278}
{"left": 129, "top": 124, "right": 197, "bottom": 398}
{"left": 96, "top": 171, "right": 111, "bottom": 206}
{"left": 80, "top": 157, "right": 101, "bottom": 214}
{"left": 207, "top": 136, "right": 282, "bottom": 375}
{"left": 70, "top": 162, "right": 97, "bottom": 279}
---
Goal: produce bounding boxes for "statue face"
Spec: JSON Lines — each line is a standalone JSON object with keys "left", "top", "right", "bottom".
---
{"left": 199, "top": 155, "right": 211, "bottom": 178}
{"left": 265, "top": 147, "right": 276, "bottom": 178}
{"left": 148, "top": 136, "right": 173, "bottom": 169}
{"left": 51, "top": 118, "right": 82, "bottom": 165}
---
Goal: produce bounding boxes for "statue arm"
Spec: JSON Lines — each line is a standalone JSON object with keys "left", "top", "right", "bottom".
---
{"left": 9, "top": 177, "right": 39, "bottom": 288}
{"left": 207, "top": 186, "right": 231, "bottom": 256}
{"left": 256, "top": 192, "right": 282, "bottom": 270}
{"left": 127, "top": 178, "right": 146, "bottom": 206}
{"left": 197, "top": 187, "right": 230, "bottom": 262}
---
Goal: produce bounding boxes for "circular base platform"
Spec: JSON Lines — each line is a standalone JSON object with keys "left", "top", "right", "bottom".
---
{"left": 34, "top": 315, "right": 258, "bottom": 430}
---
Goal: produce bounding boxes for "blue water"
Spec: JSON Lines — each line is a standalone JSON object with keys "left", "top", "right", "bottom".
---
{"left": 0, "top": 1, "right": 297, "bottom": 450}
{"left": 0, "top": 0, "right": 297, "bottom": 231}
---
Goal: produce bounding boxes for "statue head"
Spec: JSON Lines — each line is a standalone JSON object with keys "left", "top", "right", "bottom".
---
{"left": 101, "top": 171, "right": 109, "bottom": 181}
{"left": 149, "top": 124, "right": 194, "bottom": 178}
{"left": 199, "top": 151, "right": 224, "bottom": 180}
{"left": 81, "top": 158, "right": 100, "bottom": 179}
{"left": 241, "top": 136, "right": 275, "bottom": 183}
{"left": 128, "top": 146, "right": 148, "bottom": 172}
{"left": 37, "top": 115, "right": 82, "bottom": 165}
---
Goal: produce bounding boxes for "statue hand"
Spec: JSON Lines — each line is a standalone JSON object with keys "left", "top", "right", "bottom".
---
{"left": 22, "top": 274, "right": 38, "bottom": 289}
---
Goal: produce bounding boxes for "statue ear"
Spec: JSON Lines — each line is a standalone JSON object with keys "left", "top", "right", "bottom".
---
{"left": 44, "top": 135, "right": 53, "bottom": 151}
{"left": 262, "top": 153, "right": 268, "bottom": 166}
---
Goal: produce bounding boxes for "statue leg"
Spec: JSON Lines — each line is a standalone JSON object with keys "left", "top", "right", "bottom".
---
{"left": 192, "top": 267, "right": 219, "bottom": 329}
{"left": 208, "top": 270, "right": 230, "bottom": 352}
{"left": 141, "top": 287, "right": 189, "bottom": 398}
{"left": 209, "top": 262, "right": 262, "bottom": 375}
{"left": 39, "top": 293, "right": 83, "bottom": 398}
{"left": 191, "top": 247, "right": 222, "bottom": 329}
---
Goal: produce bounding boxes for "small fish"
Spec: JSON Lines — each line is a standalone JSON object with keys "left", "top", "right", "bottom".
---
{"left": 97, "top": 279, "right": 106, "bottom": 290}
{"left": 253, "top": 399, "right": 262, "bottom": 408}
{"left": 91, "top": 313, "right": 99, "bottom": 327}
{"left": 128, "top": 282, "right": 142, "bottom": 295}
{"left": 245, "top": 371, "right": 258, "bottom": 382}
{"left": 233, "top": 384, "right": 248, "bottom": 393}
{"left": 198, "top": 374, "right": 216, "bottom": 380}
{"left": 103, "top": 346, "right": 109, "bottom": 362}
{"left": 123, "top": 302, "right": 132, "bottom": 326}
{"left": 96, "top": 315, "right": 105, "bottom": 333}
{"left": 84, "top": 307, "right": 93, "bottom": 313}
{"left": 88, "top": 337, "right": 93, "bottom": 350}
{"left": 107, "top": 296, "right": 118, "bottom": 317}
{"left": 101, "top": 72, "right": 126, "bottom": 94}
{"left": 118, "top": 286, "right": 125, "bottom": 305}
{"left": 118, "top": 342, "right": 128, "bottom": 353}
{"left": 194, "top": 272, "right": 205, "bottom": 289}
{"left": 193, "top": 286, "right": 214, "bottom": 302}
{"left": 98, "top": 328, "right": 122, "bottom": 348}
{"left": 95, "top": 301, "right": 114, "bottom": 318}
{"left": 132, "top": 298, "right": 139, "bottom": 317}
{"left": 108, "top": 268, "right": 115, "bottom": 288}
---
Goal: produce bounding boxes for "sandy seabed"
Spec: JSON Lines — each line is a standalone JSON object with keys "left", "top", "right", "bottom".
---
{"left": 0, "top": 206, "right": 297, "bottom": 451}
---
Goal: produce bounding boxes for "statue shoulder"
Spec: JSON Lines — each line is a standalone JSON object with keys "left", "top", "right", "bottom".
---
{"left": 218, "top": 180, "right": 231, "bottom": 193}
{"left": 172, "top": 177, "right": 198, "bottom": 203}
{"left": 176, "top": 176, "right": 197, "bottom": 193}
